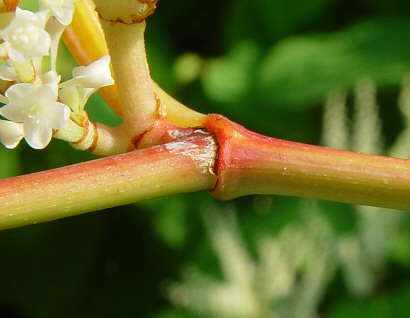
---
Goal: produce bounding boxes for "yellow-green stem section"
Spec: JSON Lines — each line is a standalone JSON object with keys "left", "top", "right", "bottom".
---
{"left": 0, "top": 140, "right": 217, "bottom": 230}
{"left": 100, "top": 19, "right": 156, "bottom": 136}
{"left": 53, "top": 118, "right": 129, "bottom": 156}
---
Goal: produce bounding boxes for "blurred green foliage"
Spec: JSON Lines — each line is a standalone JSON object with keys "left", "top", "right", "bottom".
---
{"left": 1, "top": 0, "right": 410, "bottom": 317}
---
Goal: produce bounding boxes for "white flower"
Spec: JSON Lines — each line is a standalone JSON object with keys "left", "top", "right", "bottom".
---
{"left": 0, "top": 82, "right": 70, "bottom": 149}
{"left": 0, "top": 120, "right": 24, "bottom": 149}
{"left": 0, "top": 8, "right": 50, "bottom": 62}
{"left": 59, "top": 85, "right": 93, "bottom": 114}
{"left": 40, "top": 0, "right": 78, "bottom": 71}
{"left": 60, "top": 55, "right": 114, "bottom": 89}
{"left": 42, "top": 70, "right": 61, "bottom": 91}
{"left": 40, "top": 0, "right": 78, "bottom": 25}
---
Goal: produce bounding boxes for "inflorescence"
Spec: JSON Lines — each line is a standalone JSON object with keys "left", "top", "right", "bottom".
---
{"left": 0, "top": 0, "right": 114, "bottom": 149}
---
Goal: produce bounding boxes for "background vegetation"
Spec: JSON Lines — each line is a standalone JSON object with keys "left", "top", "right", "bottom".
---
{"left": 1, "top": 0, "right": 410, "bottom": 317}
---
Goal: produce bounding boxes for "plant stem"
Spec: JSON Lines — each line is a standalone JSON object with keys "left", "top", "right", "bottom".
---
{"left": 0, "top": 133, "right": 217, "bottom": 230}
{"left": 153, "top": 82, "right": 206, "bottom": 127}
{"left": 205, "top": 114, "right": 410, "bottom": 210}
{"left": 63, "top": 0, "right": 205, "bottom": 128}
{"left": 100, "top": 19, "right": 156, "bottom": 137}
{"left": 53, "top": 118, "right": 129, "bottom": 155}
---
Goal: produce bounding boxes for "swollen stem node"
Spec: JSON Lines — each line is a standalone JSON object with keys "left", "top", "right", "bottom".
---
{"left": 205, "top": 114, "right": 410, "bottom": 210}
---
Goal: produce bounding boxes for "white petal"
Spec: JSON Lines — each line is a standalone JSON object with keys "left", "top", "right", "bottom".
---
{"left": 34, "top": 9, "right": 50, "bottom": 28}
{"left": 0, "top": 64, "right": 18, "bottom": 81}
{"left": 78, "top": 87, "right": 95, "bottom": 107}
{"left": 6, "top": 47, "right": 26, "bottom": 63}
{"left": 36, "top": 82, "right": 59, "bottom": 102}
{"left": 40, "top": 0, "right": 77, "bottom": 25}
{"left": 0, "top": 120, "right": 24, "bottom": 149}
{"left": 24, "top": 119, "right": 52, "bottom": 149}
{"left": 0, "top": 9, "right": 51, "bottom": 62}
{"left": 42, "top": 101, "right": 70, "bottom": 129}
{"left": 5, "top": 83, "right": 35, "bottom": 102}
{"left": 45, "top": 18, "right": 65, "bottom": 71}
{"left": 0, "top": 102, "right": 28, "bottom": 122}
{"left": 14, "top": 8, "right": 39, "bottom": 24}
{"left": 2, "top": 83, "right": 36, "bottom": 122}
{"left": 42, "top": 70, "right": 61, "bottom": 88}
{"left": 59, "top": 86, "right": 80, "bottom": 112}
{"left": 71, "top": 55, "right": 114, "bottom": 88}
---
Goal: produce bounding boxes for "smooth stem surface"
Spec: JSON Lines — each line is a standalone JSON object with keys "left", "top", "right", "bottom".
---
{"left": 153, "top": 82, "right": 206, "bottom": 127}
{"left": 0, "top": 135, "right": 217, "bottom": 230}
{"left": 53, "top": 118, "right": 129, "bottom": 155}
{"left": 100, "top": 20, "right": 156, "bottom": 136}
{"left": 206, "top": 115, "right": 410, "bottom": 210}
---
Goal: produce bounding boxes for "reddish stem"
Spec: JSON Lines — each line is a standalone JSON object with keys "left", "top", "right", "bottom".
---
{"left": 205, "top": 114, "right": 410, "bottom": 210}
{"left": 0, "top": 130, "right": 217, "bottom": 230}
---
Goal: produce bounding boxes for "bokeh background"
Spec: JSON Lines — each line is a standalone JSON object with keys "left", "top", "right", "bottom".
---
{"left": 1, "top": 0, "right": 410, "bottom": 317}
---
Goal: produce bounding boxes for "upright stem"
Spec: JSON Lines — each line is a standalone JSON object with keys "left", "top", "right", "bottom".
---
{"left": 0, "top": 133, "right": 217, "bottom": 230}
{"left": 100, "top": 19, "right": 157, "bottom": 137}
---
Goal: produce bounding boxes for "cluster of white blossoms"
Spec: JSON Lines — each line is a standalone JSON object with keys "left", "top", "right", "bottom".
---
{"left": 0, "top": 0, "right": 114, "bottom": 149}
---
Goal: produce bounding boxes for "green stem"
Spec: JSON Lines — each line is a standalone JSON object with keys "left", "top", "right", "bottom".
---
{"left": 53, "top": 118, "right": 129, "bottom": 155}
{"left": 205, "top": 114, "right": 410, "bottom": 210}
{"left": 0, "top": 133, "right": 217, "bottom": 230}
{"left": 100, "top": 19, "right": 156, "bottom": 137}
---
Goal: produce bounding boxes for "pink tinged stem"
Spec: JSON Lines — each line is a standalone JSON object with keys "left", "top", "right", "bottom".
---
{"left": 0, "top": 133, "right": 217, "bottom": 230}
{"left": 205, "top": 114, "right": 410, "bottom": 210}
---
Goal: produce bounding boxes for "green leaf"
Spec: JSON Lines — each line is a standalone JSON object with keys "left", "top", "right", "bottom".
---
{"left": 257, "top": 19, "right": 410, "bottom": 110}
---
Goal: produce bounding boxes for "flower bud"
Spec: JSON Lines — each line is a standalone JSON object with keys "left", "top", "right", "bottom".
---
{"left": 93, "top": 0, "right": 158, "bottom": 24}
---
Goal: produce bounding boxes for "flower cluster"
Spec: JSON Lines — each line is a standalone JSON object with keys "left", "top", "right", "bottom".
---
{"left": 0, "top": 1, "right": 114, "bottom": 149}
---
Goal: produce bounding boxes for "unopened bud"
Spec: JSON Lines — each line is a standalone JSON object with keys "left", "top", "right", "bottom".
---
{"left": 94, "top": 0, "right": 158, "bottom": 24}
